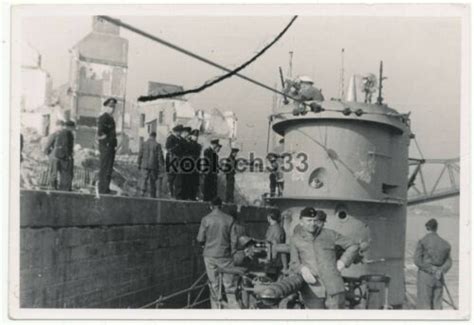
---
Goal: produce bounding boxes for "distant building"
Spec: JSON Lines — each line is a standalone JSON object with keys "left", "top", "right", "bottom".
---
{"left": 122, "top": 101, "right": 141, "bottom": 153}
{"left": 138, "top": 82, "right": 196, "bottom": 147}
{"left": 20, "top": 42, "right": 52, "bottom": 112}
{"left": 137, "top": 82, "right": 239, "bottom": 154}
{"left": 67, "top": 16, "right": 129, "bottom": 148}
{"left": 20, "top": 42, "right": 55, "bottom": 137}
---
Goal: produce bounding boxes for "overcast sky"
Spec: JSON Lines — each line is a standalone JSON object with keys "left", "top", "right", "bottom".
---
{"left": 19, "top": 15, "right": 461, "bottom": 159}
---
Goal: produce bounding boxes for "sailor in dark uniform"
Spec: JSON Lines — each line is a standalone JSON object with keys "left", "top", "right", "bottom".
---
{"left": 202, "top": 138, "right": 221, "bottom": 201}
{"left": 415, "top": 218, "right": 452, "bottom": 309}
{"left": 224, "top": 147, "right": 239, "bottom": 203}
{"left": 165, "top": 124, "right": 183, "bottom": 198}
{"left": 97, "top": 97, "right": 117, "bottom": 194}
{"left": 174, "top": 126, "right": 191, "bottom": 200}
{"left": 267, "top": 153, "right": 283, "bottom": 197}
{"left": 187, "top": 129, "right": 202, "bottom": 200}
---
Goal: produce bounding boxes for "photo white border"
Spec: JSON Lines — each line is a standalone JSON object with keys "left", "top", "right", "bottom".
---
{"left": 4, "top": 1, "right": 471, "bottom": 321}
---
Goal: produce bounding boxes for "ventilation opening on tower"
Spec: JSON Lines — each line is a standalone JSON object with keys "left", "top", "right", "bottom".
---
{"left": 335, "top": 204, "right": 348, "bottom": 221}
{"left": 308, "top": 167, "right": 327, "bottom": 189}
{"left": 382, "top": 183, "right": 398, "bottom": 195}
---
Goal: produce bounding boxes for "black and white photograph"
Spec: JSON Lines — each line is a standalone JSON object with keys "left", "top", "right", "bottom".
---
{"left": 6, "top": 3, "right": 471, "bottom": 320}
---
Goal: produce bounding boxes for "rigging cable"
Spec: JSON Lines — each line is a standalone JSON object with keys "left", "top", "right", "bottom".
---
{"left": 98, "top": 15, "right": 298, "bottom": 101}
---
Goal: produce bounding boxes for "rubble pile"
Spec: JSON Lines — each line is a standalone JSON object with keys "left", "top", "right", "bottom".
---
{"left": 20, "top": 126, "right": 50, "bottom": 189}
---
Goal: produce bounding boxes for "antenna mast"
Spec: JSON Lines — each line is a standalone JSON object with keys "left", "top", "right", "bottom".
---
{"left": 377, "top": 60, "right": 386, "bottom": 105}
{"left": 340, "top": 48, "right": 345, "bottom": 99}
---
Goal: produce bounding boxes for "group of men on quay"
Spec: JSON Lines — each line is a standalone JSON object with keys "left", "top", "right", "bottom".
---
{"left": 163, "top": 123, "right": 238, "bottom": 202}
{"left": 41, "top": 96, "right": 242, "bottom": 201}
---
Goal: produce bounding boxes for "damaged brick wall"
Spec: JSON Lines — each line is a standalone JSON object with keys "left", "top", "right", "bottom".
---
{"left": 19, "top": 190, "right": 272, "bottom": 308}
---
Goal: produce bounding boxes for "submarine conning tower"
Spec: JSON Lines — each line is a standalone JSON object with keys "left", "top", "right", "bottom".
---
{"left": 269, "top": 97, "right": 412, "bottom": 308}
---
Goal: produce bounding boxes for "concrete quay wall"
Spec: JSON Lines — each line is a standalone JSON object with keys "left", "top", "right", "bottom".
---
{"left": 19, "top": 190, "right": 272, "bottom": 308}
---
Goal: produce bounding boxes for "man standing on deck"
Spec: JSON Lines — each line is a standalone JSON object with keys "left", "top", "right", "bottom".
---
{"left": 165, "top": 124, "right": 183, "bottom": 198}
{"left": 196, "top": 197, "right": 237, "bottom": 308}
{"left": 289, "top": 207, "right": 359, "bottom": 309}
{"left": 97, "top": 97, "right": 118, "bottom": 194}
{"left": 265, "top": 210, "right": 287, "bottom": 270}
{"left": 415, "top": 218, "right": 452, "bottom": 309}
{"left": 267, "top": 153, "right": 283, "bottom": 197}
{"left": 137, "top": 131, "right": 164, "bottom": 198}
{"left": 283, "top": 76, "right": 324, "bottom": 115}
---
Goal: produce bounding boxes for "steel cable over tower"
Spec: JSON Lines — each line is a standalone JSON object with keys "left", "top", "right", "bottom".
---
{"left": 98, "top": 15, "right": 298, "bottom": 101}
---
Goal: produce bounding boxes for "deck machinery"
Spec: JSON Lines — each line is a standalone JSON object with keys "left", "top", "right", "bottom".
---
{"left": 268, "top": 71, "right": 412, "bottom": 307}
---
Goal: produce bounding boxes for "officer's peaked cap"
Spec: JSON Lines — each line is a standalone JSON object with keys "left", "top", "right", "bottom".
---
{"left": 103, "top": 97, "right": 117, "bottom": 106}
{"left": 267, "top": 152, "right": 277, "bottom": 160}
{"left": 65, "top": 120, "right": 76, "bottom": 127}
{"left": 172, "top": 124, "right": 184, "bottom": 132}
{"left": 300, "top": 207, "right": 316, "bottom": 218}
{"left": 298, "top": 75, "right": 314, "bottom": 84}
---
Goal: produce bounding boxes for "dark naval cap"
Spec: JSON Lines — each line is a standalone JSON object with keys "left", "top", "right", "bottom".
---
{"left": 300, "top": 207, "right": 326, "bottom": 221}
{"left": 103, "top": 97, "right": 117, "bottom": 106}
{"left": 172, "top": 124, "right": 184, "bottom": 132}
{"left": 182, "top": 126, "right": 192, "bottom": 133}
{"left": 65, "top": 120, "right": 76, "bottom": 128}
{"left": 425, "top": 218, "right": 438, "bottom": 230}
{"left": 300, "top": 207, "right": 316, "bottom": 218}
{"left": 210, "top": 138, "right": 221, "bottom": 146}
{"left": 266, "top": 152, "right": 277, "bottom": 160}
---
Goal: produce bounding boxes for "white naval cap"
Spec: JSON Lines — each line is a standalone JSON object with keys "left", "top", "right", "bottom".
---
{"left": 298, "top": 75, "right": 314, "bottom": 84}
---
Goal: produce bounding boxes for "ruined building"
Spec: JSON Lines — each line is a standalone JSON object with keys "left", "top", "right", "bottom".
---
{"left": 68, "top": 16, "right": 129, "bottom": 148}
{"left": 138, "top": 81, "right": 238, "bottom": 152}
